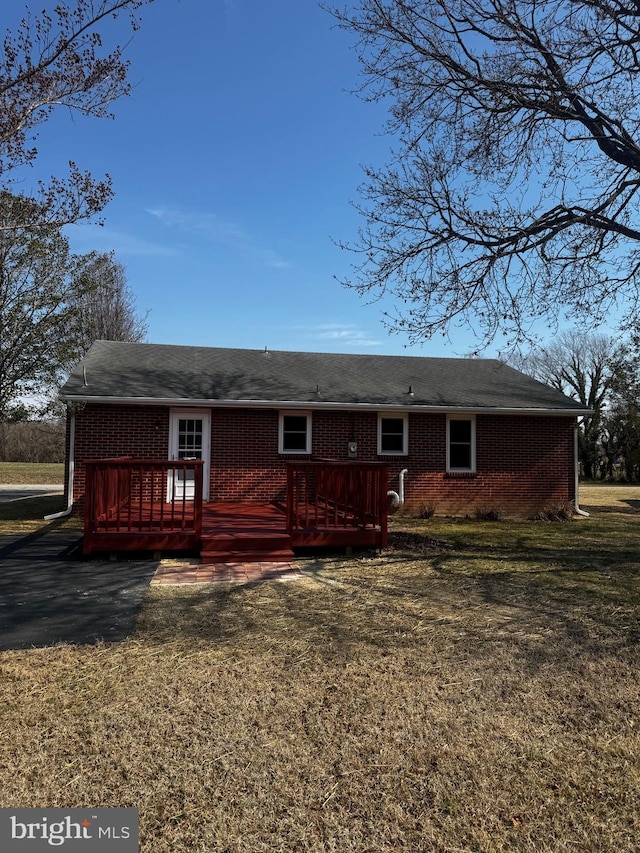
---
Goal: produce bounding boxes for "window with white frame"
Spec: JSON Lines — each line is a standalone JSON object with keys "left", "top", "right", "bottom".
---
{"left": 447, "top": 416, "right": 475, "bottom": 472}
{"left": 279, "top": 411, "right": 312, "bottom": 454}
{"left": 378, "top": 414, "right": 408, "bottom": 455}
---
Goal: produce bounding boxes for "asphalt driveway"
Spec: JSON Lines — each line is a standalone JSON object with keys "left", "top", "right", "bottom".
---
{"left": 0, "top": 484, "right": 63, "bottom": 503}
{"left": 0, "top": 524, "right": 158, "bottom": 650}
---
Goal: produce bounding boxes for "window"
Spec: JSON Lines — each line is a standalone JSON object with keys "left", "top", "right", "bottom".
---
{"left": 447, "top": 416, "right": 475, "bottom": 472}
{"left": 177, "top": 418, "right": 203, "bottom": 461}
{"left": 279, "top": 412, "right": 311, "bottom": 454}
{"left": 378, "top": 414, "right": 408, "bottom": 455}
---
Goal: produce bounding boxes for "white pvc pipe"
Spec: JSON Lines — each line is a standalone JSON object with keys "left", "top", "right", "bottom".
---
{"left": 387, "top": 468, "right": 409, "bottom": 509}
{"left": 387, "top": 490, "right": 400, "bottom": 508}
{"left": 399, "top": 468, "right": 408, "bottom": 504}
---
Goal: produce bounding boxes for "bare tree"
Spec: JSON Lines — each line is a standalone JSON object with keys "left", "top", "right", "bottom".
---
{"left": 599, "top": 325, "right": 640, "bottom": 479}
{"left": 66, "top": 250, "right": 148, "bottom": 364}
{"left": 327, "top": 0, "right": 640, "bottom": 349}
{"left": 511, "top": 330, "right": 616, "bottom": 478}
{"left": 1, "top": 0, "right": 154, "bottom": 230}
{"left": 600, "top": 402, "right": 640, "bottom": 480}
{"left": 513, "top": 332, "right": 614, "bottom": 406}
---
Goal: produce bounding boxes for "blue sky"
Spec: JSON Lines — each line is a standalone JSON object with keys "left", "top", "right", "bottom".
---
{"left": 7, "top": 0, "right": 494, "bottom": 357}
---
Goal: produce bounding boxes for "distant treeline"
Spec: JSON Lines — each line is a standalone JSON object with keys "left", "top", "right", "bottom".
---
{"left": 1, "top": 420, "right": 65, "bottom": 463}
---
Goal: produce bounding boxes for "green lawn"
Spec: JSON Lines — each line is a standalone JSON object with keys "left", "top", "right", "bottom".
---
{"left": 0, "top": 484, "right": 639, "bottom": 851}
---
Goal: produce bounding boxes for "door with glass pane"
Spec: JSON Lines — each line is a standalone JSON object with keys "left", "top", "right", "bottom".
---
{"left": 168, "top": 410, "right": 210, "bottom": 501}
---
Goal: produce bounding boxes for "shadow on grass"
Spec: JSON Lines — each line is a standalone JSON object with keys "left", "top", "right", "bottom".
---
{"left": 139, "top": 549, "right": 640, "bottom": 681}
{"left": 0, "top": 516, "right": 67, "bottom": 558}
{"left": 582, "top": 499, "right": 640, "bottom": 514}
{"left": 0, "top": 492, "right": 66, "bottom": 515}
{"left": 133, "top": 506, "right": 640, "bottom": 676}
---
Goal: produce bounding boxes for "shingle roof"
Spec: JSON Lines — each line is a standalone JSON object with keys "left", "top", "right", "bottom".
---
{"left": 60, "top": 340, "right": 590, "bottom": 413}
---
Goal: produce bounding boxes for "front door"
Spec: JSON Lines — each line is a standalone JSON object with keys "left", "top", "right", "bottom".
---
{"left": 168, "top": 410, "right": 211, "bottom": 501}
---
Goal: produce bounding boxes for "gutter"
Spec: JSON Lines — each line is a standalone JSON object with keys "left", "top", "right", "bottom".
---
{"left": 44, "top": 410, "right": 75, "bottom": 520}
{"left": 60, "top": 395, "right": 591, "bottom": 417}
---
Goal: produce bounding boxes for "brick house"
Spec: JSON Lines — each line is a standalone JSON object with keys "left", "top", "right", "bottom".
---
{"left": 59, "top": 340, "right": 590, "bottom": 526}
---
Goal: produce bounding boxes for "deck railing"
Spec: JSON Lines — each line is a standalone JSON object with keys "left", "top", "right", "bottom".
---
{"left": 286, "top": 461, "right": 389, "bottom": 546}
{"left": 83, "top": 459, "right": 204, "bottom": 553}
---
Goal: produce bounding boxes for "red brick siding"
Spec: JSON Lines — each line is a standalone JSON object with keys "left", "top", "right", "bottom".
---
{"left": 71, "top": 404, "right": 576, "bottom": 516}
{"left": 407, "top": 413, "right": 576, "bottom": 516}
{"left": 72, "top": 405, "right": 170, "bottom": 509}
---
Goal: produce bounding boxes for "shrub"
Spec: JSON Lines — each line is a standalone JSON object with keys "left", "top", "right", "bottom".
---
{"left": 474, "top": 506, "right": 504, "bottom": 521}
{"left": 416, "top": 502, "right": 436, "bottom": 519}
{"left": 532, "top": 502, "right": 575, "bottom": 522}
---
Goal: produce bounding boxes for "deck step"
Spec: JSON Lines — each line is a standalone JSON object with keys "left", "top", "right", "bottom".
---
{"left": 200, "top": 548, "right": 295, "bottom": 564}
{"left": 200, "top": 508, "right": 294, "bottom": 562}
{"left": 201, "top": 534, "right": 291, "bottom": 550}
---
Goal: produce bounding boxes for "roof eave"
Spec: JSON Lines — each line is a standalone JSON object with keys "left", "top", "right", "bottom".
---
{"left": 60, "top": 394, "right": 592, "bottom": 416}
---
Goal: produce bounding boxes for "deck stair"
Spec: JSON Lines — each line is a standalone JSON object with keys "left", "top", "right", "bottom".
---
{"left": 200, "top": 502, "right": 294, "bottom": 564}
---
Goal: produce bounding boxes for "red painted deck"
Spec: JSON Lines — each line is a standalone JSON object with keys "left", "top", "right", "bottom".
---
{"left": 83, "top": 499, "right": 386, "bottom": 561}
{"left": 83, "top": 459, "right": 388, "bottom": 561}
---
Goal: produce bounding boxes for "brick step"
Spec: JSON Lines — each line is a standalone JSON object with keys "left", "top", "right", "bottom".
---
{"left": 200, "top": 548, "right": 295, "bottom": 564}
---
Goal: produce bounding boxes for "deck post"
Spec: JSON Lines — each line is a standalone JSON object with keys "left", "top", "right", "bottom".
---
{"left": 193, "top": 463, "right": 203, "bottom": 539}
{"left": 286, "top": 464, "right": 293, "bottom": 534}
{"left": 380, "top": 467, "right": 389, "bottom": 548}
{"left": 83, "top": 462, "right": 95, "bottom": 536}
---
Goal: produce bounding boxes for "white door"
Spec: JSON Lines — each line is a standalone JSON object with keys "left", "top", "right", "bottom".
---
{"left": 168, "top": 410, "right": 211, "bottom": 501}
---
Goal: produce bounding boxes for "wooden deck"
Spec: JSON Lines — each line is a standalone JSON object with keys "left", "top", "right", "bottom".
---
{"left": 84, "top": 500, "right": 386, "bottom": 562}
{"left": 83, "top": 459, "right": 388, "bottom": 562}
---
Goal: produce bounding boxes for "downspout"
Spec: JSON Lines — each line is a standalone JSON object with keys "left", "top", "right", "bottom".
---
{"left": 387, "top": 468, "right": 409, "bottom": 510}
{"left": 44, "top": 410, "right": 75, "bottom": 520}
{"left": 574, "top": 421, "right": 589, "bottom": 518}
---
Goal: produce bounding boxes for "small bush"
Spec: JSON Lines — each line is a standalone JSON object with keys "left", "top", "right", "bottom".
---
{"left": 416, "top": 502, "right": 436, "bottom": 519}
{"left": 474, "top": 506, "right": 504, "bottom": 521}
{"left": 532, "top": 502, "right": 575, "bottom": 522}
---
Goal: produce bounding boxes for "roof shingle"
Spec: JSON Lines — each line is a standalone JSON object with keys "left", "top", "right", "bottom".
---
{"left": 60, "top": 340, "right": 589, "bottom": 413}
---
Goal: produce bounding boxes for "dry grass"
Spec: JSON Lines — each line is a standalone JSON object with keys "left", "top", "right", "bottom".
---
{"left": 0, "top": 461, "right": 64, "bottom": 484}
{"left": 579, "top": 482, "right": 640, "bottom": 510}
{"left": 0, "top": 484, "right": 639, "bottom": 851}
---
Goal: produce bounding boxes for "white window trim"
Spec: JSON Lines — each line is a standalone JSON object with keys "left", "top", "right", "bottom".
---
{"left": 447, "top": 415, "right": 476, "bottom": 473}
{"left": 377, "top": 413, "right": 408, "bottom": 456}
{"left": 279, "top": 410, "right": 312, "bottom": 454}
